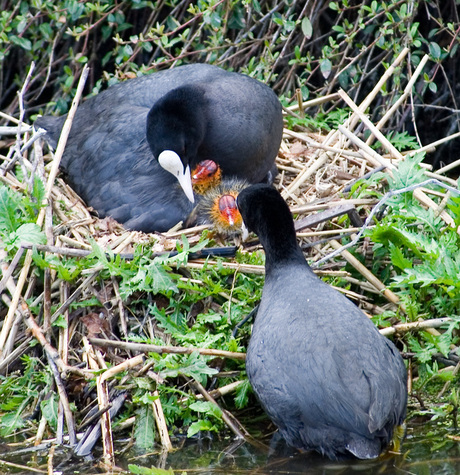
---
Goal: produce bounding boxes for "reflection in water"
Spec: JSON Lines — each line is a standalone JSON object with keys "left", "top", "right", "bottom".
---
{"left": 0, "top": 422, "right": 459, "bottom": 473}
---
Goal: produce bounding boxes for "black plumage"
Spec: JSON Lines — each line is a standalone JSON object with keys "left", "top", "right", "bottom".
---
{"left": 36, "top": 64, "right": 283, "bottom": 232}
{"left": 237, "top": 184, "right": 407, "bottom": 460}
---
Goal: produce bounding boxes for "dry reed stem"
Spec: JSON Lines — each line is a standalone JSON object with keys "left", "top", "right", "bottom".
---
{"left": 284, "top": 92, "right": 341, "bottom": 112}
{"left": 83, "top": 337, "right": 115, "bottom": 467}
{"left": 366, "top": 54, "right": 430, "bottom": 147}
{"left": 379, "top": 317, "right": 454, "bottom": 336}
{"left": 152, "top": 389, "right": 173, "bottom": 452}
{"left": 328, "top": 240, "right": 401, "bottom": 307}
{"left": 89, "top": 338, "right": 247, "bottom": 360}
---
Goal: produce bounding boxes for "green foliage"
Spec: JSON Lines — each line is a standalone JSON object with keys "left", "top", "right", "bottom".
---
{"left": 154, "top": 352, "right": 218, "bottom": 386}
{"left": 2, "top": 0, "right": 459, "bottom": 139}
{"left": 351, "top": 155, "right": 460, "bottom": 393}
{"left": 0, "top": 356, "right": 54, "bottom": 437}
{"left": 129, "top": 465, "right": 175, "bottom": 475}
{"left": 0, "top": 182, "right": 46, "bottom": 251}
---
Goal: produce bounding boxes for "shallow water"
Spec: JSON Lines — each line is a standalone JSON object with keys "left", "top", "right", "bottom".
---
{"left": 125, "top": 422, "right": 460, "bottom": 475}
{"left": 1, "top": 422, "right": 459, "bottom": 474}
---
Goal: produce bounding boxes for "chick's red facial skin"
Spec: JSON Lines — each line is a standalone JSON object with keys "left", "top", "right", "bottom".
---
{"left": 216, "top": 194, "right": 242, "bottom": 229}
{"left": 191, "top": 160, "right": 222, "bottom": 194}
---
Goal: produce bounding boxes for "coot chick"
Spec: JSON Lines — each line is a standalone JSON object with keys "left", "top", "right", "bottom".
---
{"left": 36, "top": 64, "right": 283, "bottom": 232}
{"left": 191, "top": 177, "right": 247, "bottom": 237}
{"left": 237, "top": 184, "right": 407, "bottom": 461}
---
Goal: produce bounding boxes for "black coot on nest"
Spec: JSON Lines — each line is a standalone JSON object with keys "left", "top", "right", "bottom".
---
{"left": 236, "top": 184, "right": 407, "bottom": 461}
{"left": 36, "top": 64, "right": 283, "bottom": 232}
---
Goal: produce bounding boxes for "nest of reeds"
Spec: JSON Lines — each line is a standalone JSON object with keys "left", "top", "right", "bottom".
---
{"left": 1, "top": 49, "right": 459, "bottom": 469}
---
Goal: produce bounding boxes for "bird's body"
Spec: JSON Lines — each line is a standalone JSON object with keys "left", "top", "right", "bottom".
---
{"left": 237, "top": 184, "right": 407, "bottom": 460}
{"left": 36, "top": 64, "right": 283, "bottom": 232}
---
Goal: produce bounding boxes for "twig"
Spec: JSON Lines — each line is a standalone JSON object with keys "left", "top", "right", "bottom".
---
{"left": 99, "top": 354, "right": 145, "bottom": 383}
{"left": 151, "top": 389, "right": 173, "bottom": 451}
{"left": 284, "top": 92, "right": 340, "bottom": 112}
{"left": 89, "top": 338, "right": 247, "bottom": 360}
{"left": 436, "top": 152, "right": 460, "bottom": 174}
{"left": 0, "top": 247, "right": 25, "bottom": 294}
{"left": 337, "top": 124, "right": 396, "bottom": 170}
{"left": 82, "top": 337, "right": 115, "bottom": 467}
{"left": 380, "top": 317, "right": 454, "bottom": 336}
{"left": 328, "top": 239, "right": 400, "bottom": 306}
{"left": 190, "top": 378, "right": 247, "bottom": 440}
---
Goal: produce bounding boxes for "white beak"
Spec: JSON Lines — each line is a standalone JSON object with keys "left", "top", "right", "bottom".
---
{"left": 241, "top": 222, "right": 249, "bottom": 241}
{"left": 158, "top": 150, "right": 195, "bottom": 203}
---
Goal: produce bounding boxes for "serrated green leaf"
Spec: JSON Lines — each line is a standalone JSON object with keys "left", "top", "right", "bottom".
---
{"left": 11, "top": 223, "right": 46, "bottom": 248}
{"left": 134, "top": 405, "right": 155, "bottom": 450}
{"left": 148, "top": 260, "right": 178, "bottom": 294}
{"left": 234, "top": 379, "right": 251, "bottom": 409}
{"left": 370, "top": 225, "right": 424, "bottom": 258}
{"left": 388, "top": 153, "right": 426, "bottom": 188}
{"left": 0, "top": 186, "right": 19, "bottom": 232}
{"left": 41, "top": 397, "right": 58, "bottom": 429}
{"left": 159, "top": 352, "right": 218, "bottom": 385}
{"left": 389, "top": 243, "right": 413, "bottom": 271}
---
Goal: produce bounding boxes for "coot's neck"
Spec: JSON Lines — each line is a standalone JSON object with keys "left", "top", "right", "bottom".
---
{"left": 259, "top": 227, "right": 311, "bottom": 276}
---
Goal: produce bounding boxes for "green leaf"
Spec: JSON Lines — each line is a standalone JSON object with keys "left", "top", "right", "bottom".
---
{"left": 134, "top": 405, "right": 155, "bottom": 450}
{"left": 429, "top": 41, "right": 442, "bottom": 60}
{"left": 389, "top": 243, "right": 413, "bottom": 271}
{"left": 428, "top": 81, "right": 437, "bottom": 94}
{"left": 41, "top": 397, "right": 58, "bottom": 429}
{"left": 388, "top": 152, "right": 426, "bottom": 188}
{"left": 0, "top": 186, "right": 19, "bottom": 232}
{"left": 148, "top": 260, "right": 179, "bottom": 294}
{"left": 187, "top": 419, "right": 214, "bottom": 437}
{"left": 128, "top": 465, "right": 174, "bottom": 475}
{"left": 0, "top": 411, "right": 26, "bottom": 437}
{"left": 370, "top": 225, "right": 424, "bottom": 258}
{"left": 320, "top": 58, "right": 332, "bottom": 79}
{"left": 301, "top": 17, "right": 312, "bottom": 39}
{"left": 234, "top": 379, "right": 251, "bottom": 409}
{"left": 13, "top": 223, "right": 46, "bottom": 245}
{"left": 189, "top": 401, "right": 222, "bottom": 418}
{"left": 158, "top": 352, "right": 218, "bottom": 385}
{"left": 9, "top": 34, "right": 32, "bottom": 50}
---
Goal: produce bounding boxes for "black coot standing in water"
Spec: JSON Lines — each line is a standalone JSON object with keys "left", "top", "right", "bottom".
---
{"left": 35, "top": 64, "right": 283, "bottom": 232}
{"left": 236, "top": 184, "right": 407, "bottom": 460}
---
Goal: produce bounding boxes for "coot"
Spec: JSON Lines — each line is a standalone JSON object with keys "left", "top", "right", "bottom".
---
{"left": 36, "top": 64, "right": 283, "bottom": 232}
{"left": 237, "top": 184, "right": 407, "bottom": 460}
